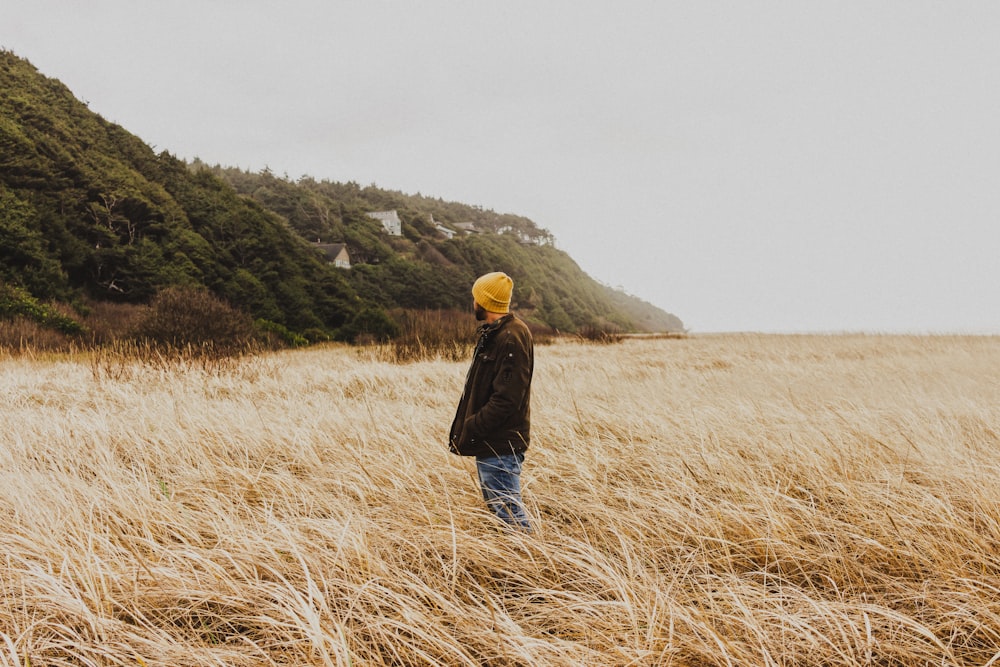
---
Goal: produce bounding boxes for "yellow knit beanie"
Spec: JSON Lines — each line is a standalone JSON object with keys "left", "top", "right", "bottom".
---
{"left": 472, "top": 272, "right": 513, "bottom": 314}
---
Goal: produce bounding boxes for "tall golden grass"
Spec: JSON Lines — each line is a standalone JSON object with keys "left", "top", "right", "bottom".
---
{"left": 1, "top": 334, "right": 999, "bottom": 666}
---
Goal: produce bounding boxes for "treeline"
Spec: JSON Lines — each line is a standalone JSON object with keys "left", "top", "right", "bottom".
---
{"left": 0, "top": 50, "right": 683, "bottom": 348}
{"left": 202, "top": 164, "right": 681, "bottom": 334}
{"left": 1, "top": 51, "right": 355, "bottom": 343}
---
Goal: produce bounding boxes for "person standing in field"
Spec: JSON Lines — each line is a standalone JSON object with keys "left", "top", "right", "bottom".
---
{"left": 449, "top": 271, "right": 534, "bottom": 532}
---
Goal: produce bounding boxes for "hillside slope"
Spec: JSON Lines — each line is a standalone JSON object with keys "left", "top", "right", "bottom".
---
{"left": 0, "top": 51, "right": 683, "bottom": 340}
{"left": 205, "top": 165, "right": 684, "bottom": 333}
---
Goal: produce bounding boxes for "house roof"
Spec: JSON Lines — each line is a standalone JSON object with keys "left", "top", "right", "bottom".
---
{"left": 366, "top": 210, "right": 401, "bottom": 222}
{"left": 316, "top": 243, "right": 348, "bottom": 261}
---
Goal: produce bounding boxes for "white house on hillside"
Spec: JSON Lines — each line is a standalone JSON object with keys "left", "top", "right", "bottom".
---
{"left": 366, "top": 210, "right": 402, "bottom": 236}
{"left": 454, "top": 222, "right": 481, "bottom": 234}
{"left": 316, "top": 242, "right": 351, "bottom": 269}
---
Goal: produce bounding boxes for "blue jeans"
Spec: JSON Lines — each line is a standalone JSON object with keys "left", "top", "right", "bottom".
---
{"left": 476, "top": 452, "right": 532, "bottom": 532}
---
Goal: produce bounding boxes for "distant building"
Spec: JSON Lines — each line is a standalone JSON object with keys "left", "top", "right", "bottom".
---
{"left": 454, "top": 222, "right": 481, "bottom": 234}
{"left": 366, "top": 210, "right": 402, "bottom": 236}
{"left": 316, "top": 242, "right": 351, "bottom": 269}
{"left": 435, "top": 224, "right": 455, "bottom": 240}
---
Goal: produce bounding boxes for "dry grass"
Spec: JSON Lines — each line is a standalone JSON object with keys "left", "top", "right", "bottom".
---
{"left": 2, "top": 334, "right": 999, "bottom": 666}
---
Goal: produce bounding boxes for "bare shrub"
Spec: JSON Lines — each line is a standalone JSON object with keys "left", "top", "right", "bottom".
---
{"left": 79, "top": 300, "right": 146, "bottom": 346}
{"left": 369, "top": 308, "right": 475, "bottom": 363}
{"left": 132, "top": 286, "right": 257, "bottom": 357}
{"left": 370, "top": 309, "right": 557, "bottom": 363}
{"left": 576, "top": 323, "right": 625, "bottom": 344}
{"left": 525, "top": 319, "right": 557, "bottom": 345}
{"left": 0, "top": 316, "right": 73, "bottom": 353}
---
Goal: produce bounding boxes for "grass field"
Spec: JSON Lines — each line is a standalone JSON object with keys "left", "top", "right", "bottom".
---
{"left": 2, "top": 334, "right": 999, "bottom": 666}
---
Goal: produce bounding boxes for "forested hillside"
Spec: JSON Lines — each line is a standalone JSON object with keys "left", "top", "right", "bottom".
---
{"left": 0, "top": 51, "right": 683, "bottom": 343}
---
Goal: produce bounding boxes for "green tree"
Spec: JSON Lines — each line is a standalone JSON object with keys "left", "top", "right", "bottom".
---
{"left": 0, "top": 186, "right": 67, "bottom": 297}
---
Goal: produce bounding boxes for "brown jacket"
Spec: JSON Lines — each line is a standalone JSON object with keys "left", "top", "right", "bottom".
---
{"left": 449, "top": 314, "right": 533, "bottom": 457}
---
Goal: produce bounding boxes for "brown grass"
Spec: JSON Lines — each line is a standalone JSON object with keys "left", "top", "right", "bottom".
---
{"left": 1, "top": 334, "right": 999, "bottom": 665}
{"left": 378, "top": 308, "right": 476, "bottom": 362}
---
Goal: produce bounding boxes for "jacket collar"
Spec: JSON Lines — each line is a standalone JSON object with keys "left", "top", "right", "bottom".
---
{"left": 478, "top": 313, "right": 513, "bottom": 336}
{"left": 474, "top": 314, "right": 513, "bottom": 355}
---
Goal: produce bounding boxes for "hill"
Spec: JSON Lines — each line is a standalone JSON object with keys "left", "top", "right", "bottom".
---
{"left": 0, "top": 51, "right": 683, "bottom": 343}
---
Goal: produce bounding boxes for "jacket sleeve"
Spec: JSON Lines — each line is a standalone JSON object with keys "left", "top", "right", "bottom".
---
{"left": 448, "top": 409, "right": 464, "bottom": 453}
{"left": 466, "top": 335, "right": 531, "bottom": 437}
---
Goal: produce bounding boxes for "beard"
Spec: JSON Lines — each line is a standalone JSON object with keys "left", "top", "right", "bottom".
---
{"left": 474, "top": 303, "right": 488, "bottom": 321}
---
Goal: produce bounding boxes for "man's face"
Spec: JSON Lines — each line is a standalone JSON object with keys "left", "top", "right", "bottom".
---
{"left": 474, "top": 301, "right": 488, "bottom": 321}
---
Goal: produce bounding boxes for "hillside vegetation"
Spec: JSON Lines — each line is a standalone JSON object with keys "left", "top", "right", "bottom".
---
{"left": 1, "top": 334, "right": 999, "bottom": 665}
{"left": 0, "top": 51, "right": 682, "bottom": 345}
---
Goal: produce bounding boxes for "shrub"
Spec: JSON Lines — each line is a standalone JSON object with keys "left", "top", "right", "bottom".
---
{"left": 302, "top": 327, "right": 332, "bottom": 343}
{"left": 361, "top": 309, "right": 555, "bottom": 363}
{"left": 524, "top": 319, "right": 557, "bottom": 346}
{"left": 377, "top": 308, "right": 475, "bottom": 363}
{"left": 0, "top": 317, "right": 74, "bottom": 353}
{"left": 255, "top": 319, "right": 309, "bottom": 348}
{"left": 577, "top": 323, "right": 625, "bottom": 344}
{"left": 0, "top": 283, "right": 85, "bottom": 337}
{"left": 133, "top": 286, "right": 256, "bottom": 356}
{"left": 340, "top": 307, "right": 400, "bottom": 344}
{"left": 80, "top": 300, "right": 146, "bottom": 346}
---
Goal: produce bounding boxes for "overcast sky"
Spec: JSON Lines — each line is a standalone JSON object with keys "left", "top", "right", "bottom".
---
{"left": 5, "top": 1, "right": 999, "bottom": 333}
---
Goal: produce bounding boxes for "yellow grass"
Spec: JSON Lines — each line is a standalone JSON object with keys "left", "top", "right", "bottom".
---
{"left": 2, "top": 334, "right": 1000, "bottom": 666}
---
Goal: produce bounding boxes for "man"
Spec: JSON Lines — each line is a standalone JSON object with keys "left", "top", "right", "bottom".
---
{"left": 449, "top": 271, "right": 534, "bottom": 532}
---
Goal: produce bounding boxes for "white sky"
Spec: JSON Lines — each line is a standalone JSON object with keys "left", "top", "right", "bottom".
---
{"left": 5, "top": 1, "right": 999, "bottom": 333}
